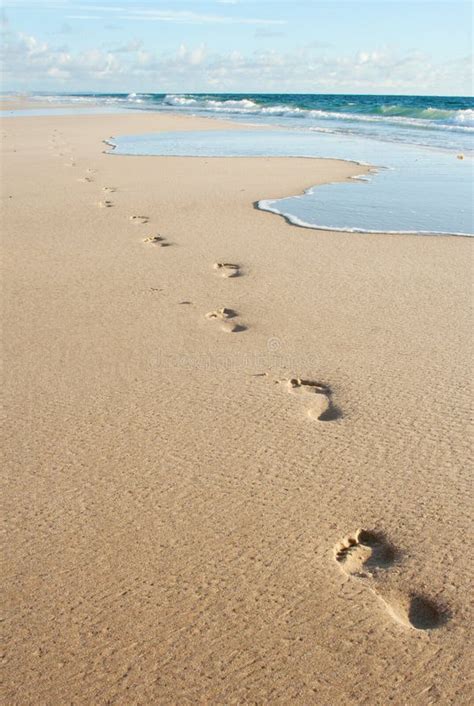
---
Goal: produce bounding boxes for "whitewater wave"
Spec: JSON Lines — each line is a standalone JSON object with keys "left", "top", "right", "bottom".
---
{"left": 162, "top": 94, "right": 474, "bottom": 131}
{"left": 31, "top": 92, "right": 474, "bottom": 132}
{"left": 163, "top": 94, "right": 259, "bottom": 110}
{"left": 452, "top": 108, "right": 474, "bottom": 125}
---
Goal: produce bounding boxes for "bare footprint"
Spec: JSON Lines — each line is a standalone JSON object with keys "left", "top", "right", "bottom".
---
{"left": 214, "top": 262, "right": 241, "bottom": 278}
{"left": 102, "top": 186, "right": 116, "bottom": 193}
{"left": 205, "top": 307, "right": 247, "bottom": 333}
{"left": 98, "top": 200, "right": 113, "bottom": 208}
{"left": 206, "top": 307, "right": 237, "bottom": 320}
{"left": 287, "top": 378, "right": 341, "bottom": 421}
{"left": 143, "top": 235, "right": 171, "bottom": 247}
{"left": 130, "top": 215, "right": 149, "bottom": 224}
{"left": 335, "top": 528, "right": 396, "bottom": 577}
{"left": 334, "top": 529, "right": 448, "bottom": 630}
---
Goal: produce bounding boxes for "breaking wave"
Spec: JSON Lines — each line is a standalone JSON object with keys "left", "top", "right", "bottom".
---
{"left": 161, "top": 94, "right": 474, "bottom": 131}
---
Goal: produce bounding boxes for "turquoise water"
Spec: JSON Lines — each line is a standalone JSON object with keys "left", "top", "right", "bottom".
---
{"left": 111, "top": 129, "right": 473, "bottom": 236}
{"left": 24, "top": 92, "right": 474, "bottom": 154}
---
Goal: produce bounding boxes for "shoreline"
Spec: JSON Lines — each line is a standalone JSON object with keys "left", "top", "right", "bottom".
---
{"left": 255, "top": 199, "right": 474, "bottom": 238}
{"left": 5, "top": 97, "right": 472, "bottom": 239}
{"left": 3, "top": 109, "right": 473, "bottom": 704}
{"left": 106, "top": 122, "right": 473, "bottom": 237}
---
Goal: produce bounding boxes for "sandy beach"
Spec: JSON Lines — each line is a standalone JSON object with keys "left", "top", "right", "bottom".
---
{"left": 2, "top": 108, "right": 473, "bottom": 704}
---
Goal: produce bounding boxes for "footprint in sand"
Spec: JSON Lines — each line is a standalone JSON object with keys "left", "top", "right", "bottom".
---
{"left": 98, "top": 200, "right": 113, "bottom": 208}
{"left": 335, "top": 529, "right": 396, "bottom": 576}
{"left": 78, "top": 176, "right": 94, "bottom": 183}
{"left": 143, "top": 235, "right": 172, "bottom": 247}
{"left": 334, "top": 529, "right": 448, "bottom": 630}
{"left": 130, "top": 215, "right": 149, "bottom": 224}
{"left": 286, "top": 378, "right": 341, "bottom": 421}
{"left": 214, "top": 262, "right": 241, "bottom": 278}
{"left": 205, "top": 307, "right": 247, "bottom": 333}
{"left": 102, "top": 186, "right": 116, "bottom": 193}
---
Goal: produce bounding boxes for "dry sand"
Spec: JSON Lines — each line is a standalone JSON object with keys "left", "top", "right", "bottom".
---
{"left": 0, "top": 96, "right": 98, "bottom": 111}
{"left": 2, "top": 109, "right": 473, "bottom": 704}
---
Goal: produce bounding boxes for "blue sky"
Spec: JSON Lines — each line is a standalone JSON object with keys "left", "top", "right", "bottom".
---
{"left": 2, "top": 0, "right": 473, "bottom": 95}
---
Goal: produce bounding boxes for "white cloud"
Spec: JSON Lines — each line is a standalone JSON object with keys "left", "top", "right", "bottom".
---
{"left": 112, "top": 38, "right": 143, "bottom": 53}
{"left": 112, "top": 10, "right": 284, "bottom": 25}
{"left": 48, "top": 66, "right": 69, "bottom": 78}
{"left": 1, "top": 26, "right": 472, "bottom": 95}
{"left": 34, "top": 4, "right": 286, "bottom": 26}
{"left": 180, "top": 44, "right": 207, "bottom": 66}
{"left": 2, "top": 30, "right": 126, "bottom": 83}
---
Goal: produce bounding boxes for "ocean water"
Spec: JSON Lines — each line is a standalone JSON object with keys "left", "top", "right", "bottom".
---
{"left": 9, "top": 92, "right": 474, "bottom": 235}
{"left": 28, "top": 92, "right": 474, "bottom": 153}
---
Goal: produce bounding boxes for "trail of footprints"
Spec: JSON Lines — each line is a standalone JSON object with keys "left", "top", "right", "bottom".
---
{"left": 76, "top": 156, "right": 338, "bottom": 417}
{"left": 74, "top": 143, "right": 449, "bottom": 632}
{"left": 334, "top": 529, "right": 448, "bottom": 630}
{"left": 207, "top": 262, "right": 246, "bottom": 330}
{"left": 128, "top": 203, "right": 447, "bottom": 629}
{"left": 48, "top": 130, "right": 76, "bottom": 166}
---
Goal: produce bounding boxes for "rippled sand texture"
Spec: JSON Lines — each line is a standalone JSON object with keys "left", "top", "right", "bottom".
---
{"left": 2, "top": 109, "right": 473, "bottom": 705}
